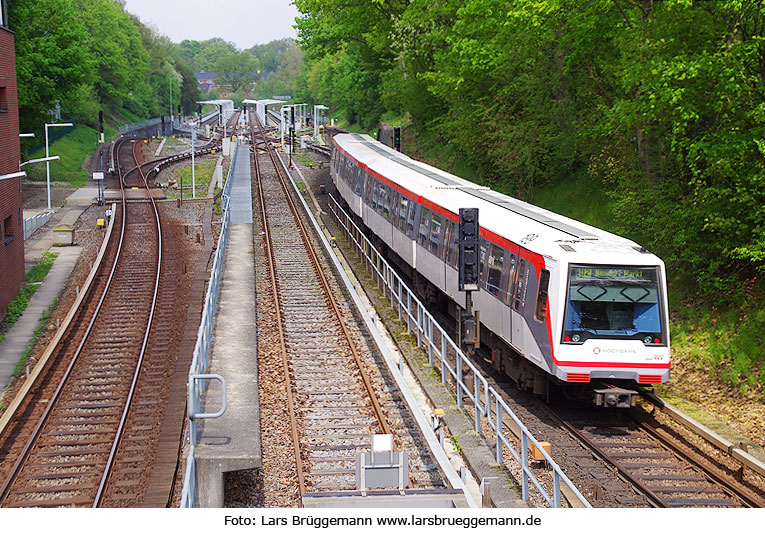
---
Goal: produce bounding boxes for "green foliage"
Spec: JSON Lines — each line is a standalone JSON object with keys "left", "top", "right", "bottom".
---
{"left": 672, "top": 296, "right": 765, "bottom": 400}
{"left": 25, "top": 125, "right": 103, "bottom": 187}
{"left": 2, "top": 252, "right": 58, "bottom": 329}
{"left": 9, "top": 0, "right": 93, "bottom": 132}
{"left": 181, "top": 38, "right": 238, "bottom": 71}
{"left": 214, "top": 52, "right": 260, "bottom": 93}
{"left": 296, "top": 0, "right": 765, "bottom": 304}
{"left": 11, "top": 0, "right": 199, "bottom": 142}
{"left": 175, "top": 158, "right": 218, "bottom": 199}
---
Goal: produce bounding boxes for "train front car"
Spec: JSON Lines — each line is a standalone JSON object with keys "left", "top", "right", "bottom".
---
{"left": 553, "top": 256, "right": 670, "bottom": 408}
{"left": 331, "top": 133, "right": 671, "bottom": 409}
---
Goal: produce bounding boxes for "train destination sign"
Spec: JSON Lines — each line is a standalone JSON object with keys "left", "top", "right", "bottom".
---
{"left": 572, "top": 267, "right": 652, "bottom": 280}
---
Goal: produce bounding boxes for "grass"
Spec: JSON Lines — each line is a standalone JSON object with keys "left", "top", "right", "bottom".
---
{"left": 531, "top": 171, "right": 615, "bottom": 232}
{"left": 1, "top": 251, "right": 58, "bottom": 331}
{"left": 11, "top": 304, "right": 53, "bottom": 379}
{"left": 450, "top": 434, "right": 463, "bottom": 455}
{"left": 403, "top": 126, "right": 482, "bottom": 184}
{"left": 295, "top": 151, "right": 317, "bottom": 168}
{"left": 171, "top": 157, "right": 218, "bottom": 199}
{"left": 670, "top": 299, "right": 765, "bottom": 398}
{"left": 25, "top": 125, "right": 104, "bottom": 188}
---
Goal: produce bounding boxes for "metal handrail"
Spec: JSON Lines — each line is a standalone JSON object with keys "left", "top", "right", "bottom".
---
{"left": 180, "top": 143, "right": 239, "bottom": 507}
{"left": 188, "top": 374, "right": 227, "bottom": 419}
{"left": 327, "top": 193, "right": 591, "bottom": 508}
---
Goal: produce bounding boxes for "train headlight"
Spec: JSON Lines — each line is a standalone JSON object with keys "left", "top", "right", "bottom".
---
{"left": 571, "top": 333, "right": 581, "bottom": 343}
{"left": 642, "top": 335, "right": 652, "bottom": 344}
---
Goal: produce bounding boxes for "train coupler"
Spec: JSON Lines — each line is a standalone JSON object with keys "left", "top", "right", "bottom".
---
{"left": 593, "top": 387, "right": 637, "bottom": 408}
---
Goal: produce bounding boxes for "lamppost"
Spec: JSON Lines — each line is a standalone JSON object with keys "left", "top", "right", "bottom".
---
{"left": 45, "top": 122, "right": 73, "bottom": 211}
{"left": 191, "top": 122, "right": 197, "bottom": 199}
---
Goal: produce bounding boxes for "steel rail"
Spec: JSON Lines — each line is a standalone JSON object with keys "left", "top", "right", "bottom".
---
{"left": 555, "top": 418, "right": 670, "bottom": 508}
{"left": 253, "top": 116, "right": 392, "bottom": 498}
{"left": 261, "top": 129, "right": 392, "bottom": 439}
{"left": 0, "top": 137, "right": 163, "bottom": 507}
{"left": 93, "top": 138, "right": 163, "bottom": 506}
{"left": 0, "top": 138, "right": 129, "bottom": 505}
{"left": 633, "top": 414, "right": 764, "bottom": 508}
{"left": 253, "top": 127, "right": 308, "bottom": 497}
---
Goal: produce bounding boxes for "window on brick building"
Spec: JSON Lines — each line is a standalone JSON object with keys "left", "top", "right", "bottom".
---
{"left": 3, "top": 215, "right": 13, "bottom": 244}
{"left": 0, "top": 87, "right": 8, "bottom": 114}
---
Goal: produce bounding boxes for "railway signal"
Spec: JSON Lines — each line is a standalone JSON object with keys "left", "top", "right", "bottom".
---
{"left": 458, "top": 208, "right": 479, "bottom": 292}
{"left": 393, "top": 126, "right": 401, "bottom": 151}
{"left": 458, "top": 208, "right": 480, "bottom": 348}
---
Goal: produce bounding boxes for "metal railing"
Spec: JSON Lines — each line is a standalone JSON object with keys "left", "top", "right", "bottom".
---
{"left": 119, "top": 116, "right": 183, "bottom": 136}
{"left": 23, "top": 212, "right": 52, "bottom": 240}
{"left": 327, "top": 194, "right": 591, "bottom": 508}
{"left": 179, "top": 143, "right": 239, "bottom": 508}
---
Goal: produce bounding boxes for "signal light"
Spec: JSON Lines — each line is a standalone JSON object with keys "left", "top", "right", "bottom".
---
{"left": 654, "top": 338, "right": 661, "bottom": 344}
{"left": 458, "top": 208, "right": 479, "bottom": 291}
{"left": 564, "top": 336, "right": 570, "bottom": 342}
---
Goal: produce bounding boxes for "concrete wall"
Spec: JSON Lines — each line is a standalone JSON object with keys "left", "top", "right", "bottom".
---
{"left": 0, "top": 24, "right": 24, "bottom": 320}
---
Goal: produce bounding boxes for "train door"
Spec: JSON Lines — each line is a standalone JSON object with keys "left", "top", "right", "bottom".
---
{"left": 511, "top": 252, "right": 529, "bottom": 351}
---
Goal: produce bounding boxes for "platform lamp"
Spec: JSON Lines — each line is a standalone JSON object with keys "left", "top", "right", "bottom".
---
{"left": 45, "top": 122, "right": 73, "bottom": 211}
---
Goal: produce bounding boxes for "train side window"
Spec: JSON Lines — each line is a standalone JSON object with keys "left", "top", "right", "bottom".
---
{"left": 504, "top": 255, "right": 516, "bottom": 305}
{"left": 418, "top": 208, "right": 431, "bottom": 247}
{"left": 374, "top": 183, "right": 381, "bottom": 214}
{"left": 486, "top": 244, "right": 505, "bottom": 298}
{"left": 442, "top": 220, "right": 453, "bottom": 263}
{"left": 478, "top": 237, "right": 488, "bottom": 290}
{"left": 356, "top": 170, "right": 366, "bottom": 195}
{"left": 364, "top": 177, "right": 373, "bottom": 204}
{"left": 390, "top": 191, "right": 400, "bottom": 223}
{"left": 429, "top": 212, "right": 443, "bottom": 256}
{"left": 397, "top": 196, "right": 409, "bottom": 232}
{"left": 514, "top": 259, "right": 527, "bottom": 311}
{"left": 407, "top": 203, "right": 418, "bottom": 239}
{"left": 534, "top": 269, "right": 550, "bottom": 322}
{"left": 375, "top": 182, "right": 383, "bottom": 213}
{"left": 381, "top": 185, "right": 391, "bottom": 219}
{"left": 448, "top": 221, "right": 459, "bottom": 267}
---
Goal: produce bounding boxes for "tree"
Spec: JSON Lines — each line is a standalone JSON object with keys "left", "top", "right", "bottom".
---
{"left": 214, "top": 52, "right": 260, "bottom": 93}
{"left": 9, "top": 0, "right": 93, "bottom": 131}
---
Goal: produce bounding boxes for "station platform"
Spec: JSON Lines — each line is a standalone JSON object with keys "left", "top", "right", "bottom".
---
{"left": 194, "top": 145, "right": 261, "bottom": 508}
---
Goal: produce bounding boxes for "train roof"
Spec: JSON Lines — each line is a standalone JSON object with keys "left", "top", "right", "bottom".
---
{"left": 333, "top": 133, "right": 664, "bottom": 268}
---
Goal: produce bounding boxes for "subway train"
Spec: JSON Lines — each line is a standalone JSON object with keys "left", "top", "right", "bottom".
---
{"left": 330, "top": 133, "right": 670, "bottom": 407}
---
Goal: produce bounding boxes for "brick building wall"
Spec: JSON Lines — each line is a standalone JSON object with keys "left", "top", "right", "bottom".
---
{"left": 0, "top": 5, "right": 25, "bottom": 321}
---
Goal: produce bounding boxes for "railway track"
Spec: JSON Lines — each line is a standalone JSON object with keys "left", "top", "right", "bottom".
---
{"left": 252, "top": 120, "right": 442, "bottom": 502}
{"left": 317, "top": 174, "right": 765, "bottom": 508}
{"left": 551, "top": 404, "right": 765, "bottom": 508}
{"left": 0, "top": 138, "right": 163, "bottom": 507}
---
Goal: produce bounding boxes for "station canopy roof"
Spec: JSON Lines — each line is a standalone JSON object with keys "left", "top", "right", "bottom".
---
{"left": 242, "top": 99, "right": 285, "bottom": 106}
{"left": 198, "top": 99, "right": 234, "bottom": 110}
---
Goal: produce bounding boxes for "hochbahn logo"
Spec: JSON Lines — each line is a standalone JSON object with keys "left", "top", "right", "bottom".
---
{"left": 593, "top": 347, "right": 637, "bottom": 355}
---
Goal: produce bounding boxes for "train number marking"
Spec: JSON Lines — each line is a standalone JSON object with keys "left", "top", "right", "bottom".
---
{"left": 521, "top": 233, "right": 538, "bottom": 244}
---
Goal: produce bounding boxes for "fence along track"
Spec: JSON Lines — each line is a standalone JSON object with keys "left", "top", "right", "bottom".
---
{"left": 253, "top": 120, "right": 395, "bottom": 496}
{"left": 0, "top": 138, "right": 162, "bottom": 508}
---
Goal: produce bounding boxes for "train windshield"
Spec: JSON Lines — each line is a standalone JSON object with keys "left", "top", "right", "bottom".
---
{"left": 562, "top": 265, "right": 665, "bottom": 345}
